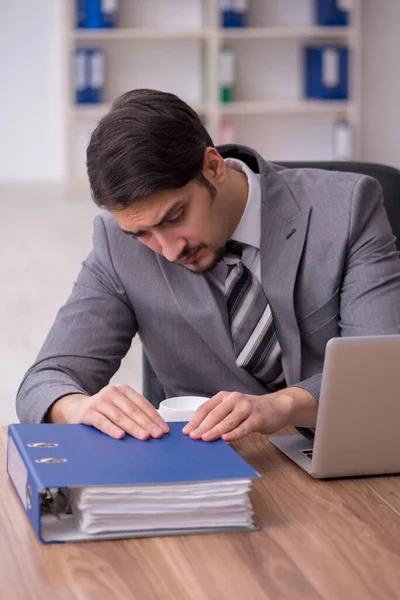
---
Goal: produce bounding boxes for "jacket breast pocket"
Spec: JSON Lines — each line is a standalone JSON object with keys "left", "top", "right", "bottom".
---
{"left": 298, "top": 288, "right": 340, "bottom": 336}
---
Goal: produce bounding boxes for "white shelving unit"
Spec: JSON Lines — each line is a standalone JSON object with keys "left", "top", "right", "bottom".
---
{"left": 64, "top": 0, "right": 361, "bottom": 182}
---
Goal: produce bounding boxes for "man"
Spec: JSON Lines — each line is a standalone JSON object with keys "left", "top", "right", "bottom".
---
{"left": 16, "top": 89, "right": 400, "bottom": 443}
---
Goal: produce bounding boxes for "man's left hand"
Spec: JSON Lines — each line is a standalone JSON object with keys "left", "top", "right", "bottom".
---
{"left": 181, "top": 390, "right": 295, "bottom": 442}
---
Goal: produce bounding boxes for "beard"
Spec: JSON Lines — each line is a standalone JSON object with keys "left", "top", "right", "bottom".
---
{"left": 175, "top": 244, "right": 225, "bottom": 275}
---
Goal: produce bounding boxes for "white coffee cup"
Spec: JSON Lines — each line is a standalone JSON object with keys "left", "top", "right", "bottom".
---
{"left": 158, "top": 396, "right": 209, "bottom": 422}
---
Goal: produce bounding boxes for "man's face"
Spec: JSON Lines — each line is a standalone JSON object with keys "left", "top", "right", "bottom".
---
{"left": 111, "top": 178, "right": 230, "bottom": 275}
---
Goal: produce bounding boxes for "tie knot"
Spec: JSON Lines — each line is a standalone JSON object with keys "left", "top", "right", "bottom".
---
{"left": 225, "top": 240, "right": 244, "bottom": 260}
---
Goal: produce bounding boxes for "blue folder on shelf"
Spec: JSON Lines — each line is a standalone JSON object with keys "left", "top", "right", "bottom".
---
{"left": 315, "top": 0, "right": 349, "bottom": 27}
{"left": 220, "top": 0, "right": 248, "bottom": 28}
{"left": 304, "top": 45, "right": 348, "bottom": 100}
{"left": 75, "top": 48, "right": 104, "bottom": 104}
{"left": 7, "top": 423, "right": 260, "bottom": 544}
{"left": 76, "top": 0, "right": 118, "bottom": 29}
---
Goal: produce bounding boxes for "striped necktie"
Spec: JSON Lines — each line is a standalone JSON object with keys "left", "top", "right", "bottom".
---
{"left": 224, "top": 240, "right": 285, "bottom": 389}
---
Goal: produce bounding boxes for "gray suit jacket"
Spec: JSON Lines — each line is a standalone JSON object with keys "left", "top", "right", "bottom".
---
{"left": 17, "top": 145, "right": 400, "bottom": 424}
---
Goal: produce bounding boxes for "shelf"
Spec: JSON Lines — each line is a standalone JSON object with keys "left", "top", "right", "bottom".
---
{"left": 221, "top": 100, "right": 353, "bottom": 116}
{"left": 73, "top": 100, "right": 352, "bottom": 120}
{"left": 71, "top": 26, "right": 353, "bottom": 42}
{"left": 219, "top": 26, "right": 354, "bottom": 41}
{"left": 71, "top": 28, "right": 212, "bottom": 41}
{"left": 72, "top": 101, "right": 210, "bottom": 119}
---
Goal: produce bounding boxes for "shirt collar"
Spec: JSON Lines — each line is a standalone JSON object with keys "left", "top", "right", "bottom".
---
{"left": 224, "top": 157, "right": 261, "bottom": 250}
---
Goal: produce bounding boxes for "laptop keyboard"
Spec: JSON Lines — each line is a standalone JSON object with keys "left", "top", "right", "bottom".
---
{"left": 300, "top": 449, "right": 314, "bottom": 460}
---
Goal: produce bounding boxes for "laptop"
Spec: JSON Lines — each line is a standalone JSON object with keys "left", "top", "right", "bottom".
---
{"left": 269, "top": 335, "right": 400, "bottom": 478}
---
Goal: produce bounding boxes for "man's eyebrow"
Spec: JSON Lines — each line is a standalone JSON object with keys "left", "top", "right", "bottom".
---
{"left": 121, "top": 200, "right": 184, "bottom": 238}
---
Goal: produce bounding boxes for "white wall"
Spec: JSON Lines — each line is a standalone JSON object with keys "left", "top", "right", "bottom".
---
{"left": 360, "top": 0, "right": 400, "bottom": 169}
{"left": 0, "top": 0, "right": 399, "bottom": 182}
{"left": 0, "top": 0, "right": 65, "bottom": 183}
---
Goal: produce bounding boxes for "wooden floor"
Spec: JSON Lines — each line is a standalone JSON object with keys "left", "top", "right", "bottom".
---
{"left": 0, "top": 184, "right": 143, "bottom": 425}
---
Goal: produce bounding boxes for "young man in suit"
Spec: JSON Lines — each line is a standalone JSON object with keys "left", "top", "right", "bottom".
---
{"left": 16, "top": 89, "right": 400, "bottom": 443}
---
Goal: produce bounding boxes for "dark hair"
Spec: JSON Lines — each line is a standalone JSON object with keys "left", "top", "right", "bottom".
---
{"left": 86, "top": 89, "right": 215, "bottom": 210}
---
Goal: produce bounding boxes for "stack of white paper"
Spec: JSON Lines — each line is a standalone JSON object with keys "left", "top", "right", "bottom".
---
{"left": 71, "top": 479, "right": 254, "bottom": 535}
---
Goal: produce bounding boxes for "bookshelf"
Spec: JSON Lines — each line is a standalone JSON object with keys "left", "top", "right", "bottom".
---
{"left": 64, "top": 0, "right": 361, "bottom": 182}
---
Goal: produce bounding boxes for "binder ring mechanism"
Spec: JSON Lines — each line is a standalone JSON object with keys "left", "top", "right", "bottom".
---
{"left": 26, "top": 485, "right": 32, "bottom": 510}
{"left": 27, "top": 442, "right": 67, "bottom": 464}
{"left": 35, "top": 458, "right": 68, "bottom": 464}
{"left": 27, "top": 442, "right": 59, "bottom": 448}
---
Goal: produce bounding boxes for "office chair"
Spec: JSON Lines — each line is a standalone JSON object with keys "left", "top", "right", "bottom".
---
{"left": 143, "top": 161, "right": 400, "bottom": 407}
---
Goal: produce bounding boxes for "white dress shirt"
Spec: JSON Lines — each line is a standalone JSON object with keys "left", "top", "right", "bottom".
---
{"left": 208, "top": 157, "right": 262, "bottom": 292}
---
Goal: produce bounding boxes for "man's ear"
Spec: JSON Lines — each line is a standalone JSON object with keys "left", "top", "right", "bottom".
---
{"left": 203, "top": 147, "right": 227, "bottom": 185}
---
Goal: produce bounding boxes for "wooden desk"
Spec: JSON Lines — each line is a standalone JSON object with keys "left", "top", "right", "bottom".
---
{"left": 1, "top": 426, "right": 400, "bottom": 600}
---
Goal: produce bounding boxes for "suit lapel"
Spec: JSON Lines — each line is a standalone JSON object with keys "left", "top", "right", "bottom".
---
{"left": 258, "top": 163, "right": 311, "bottom": 385}
{"left": 158, "top": 258, "right": 264, "bottom": 391}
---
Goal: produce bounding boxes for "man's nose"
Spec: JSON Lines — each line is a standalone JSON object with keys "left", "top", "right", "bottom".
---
{"left": 158, "top": 234, "right": 187, "bottom": 263}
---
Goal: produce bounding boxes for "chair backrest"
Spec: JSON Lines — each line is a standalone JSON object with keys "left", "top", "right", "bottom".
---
{"left": 143, "top": 161, "right": 400, "bottom": 405}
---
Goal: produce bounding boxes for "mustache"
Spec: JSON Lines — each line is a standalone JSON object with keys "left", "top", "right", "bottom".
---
{"left": 176, "top": 245, "right": 206, "bottom": 262}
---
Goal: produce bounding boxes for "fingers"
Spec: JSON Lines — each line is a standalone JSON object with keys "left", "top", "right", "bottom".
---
{"left": 183, "top": 392, "right": 255, "bottom": 442}
{"left": 221, "top": 418, "right": 254, "bottom": 442}
{"left": 101, "top": 387, "right": 166, "bottom": 439}
{"left": 81, "top": 410, "right": 126, "bottom": 440}
{"left": 114, "top": 384, "right": 169, "bottom": 433}
{"left": 189, "top": 401, "right": 235, "bottom": 440}
{"left": 191, "top": 399, "right": 251, "bottom": 442}
{"left": 96, "top": 399, "right": 155, "bottom": 440}
{"left": 78, "top": 384, "right": 170, "bottom": 440}
{"left": 182, "top": 392, "right": 226, "bottom": 434}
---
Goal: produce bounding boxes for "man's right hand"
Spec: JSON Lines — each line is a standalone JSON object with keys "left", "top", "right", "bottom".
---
{"left": 48, "top": 384, "right": 170, "bottom": 440}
